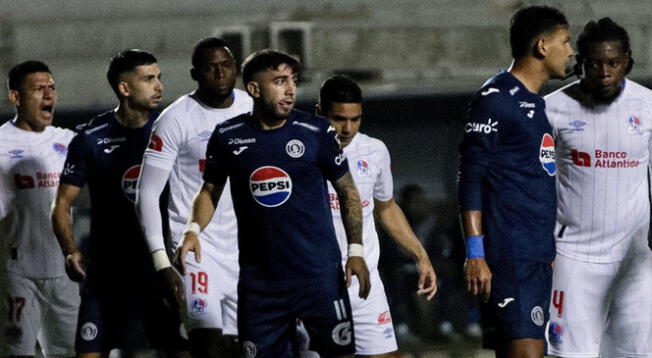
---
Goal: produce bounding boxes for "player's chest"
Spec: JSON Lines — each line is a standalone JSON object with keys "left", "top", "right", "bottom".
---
{"left": 91, "top": 133, "right": 148, "bottom": 175}
{"left": 183, "top": 115, "right": 227, "bottom": 159}
{"left": 1, "top": 140, "right": 69, "bottom": 190}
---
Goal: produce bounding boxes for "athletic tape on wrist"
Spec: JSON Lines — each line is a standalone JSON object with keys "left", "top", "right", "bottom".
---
{"left": 152, "top": 250, "right": 172, "bottom": 271}
{"left": 348, "top": 243, "right": 364, "bottom": 258}
{"left": 183, "top": 222, "right": 201, "bottom": 236}
{"left": 466, "top": 235, "right": 485, "bottom": 259}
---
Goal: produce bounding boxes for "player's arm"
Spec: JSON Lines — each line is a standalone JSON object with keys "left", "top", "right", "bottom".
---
{"left": 458, "top": 91, "right": 502, "bottom": 301}
{"left": 333, "top": 172, "right": 371, "bottom": 299}
{"left": 374, "top": 198, "right": 437, "bottom": 300}
{"left": 51, "top": 183, "right": 85, "bottom": 282}
{"left": 173, "top": 179, "right": 225, "bottom": 275}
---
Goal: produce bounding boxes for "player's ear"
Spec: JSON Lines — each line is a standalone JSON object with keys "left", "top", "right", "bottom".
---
{"left": 534, "top": 36, "right": 547, "bottom": 59}
{"left": 246, "top": 81, "right": 260, "bottom": 98}
{"left": 7, "top": 89, "right": 20, "bottom": 106}
{"left": 315, "top": 103, "right": 322, "bottom": 116}
{"left": 117, "top": 81, "right": 130, "bottom": 98}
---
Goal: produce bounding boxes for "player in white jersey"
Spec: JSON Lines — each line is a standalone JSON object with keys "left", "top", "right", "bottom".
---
{"left": 545, "top": 18, "right": 652, "bottom": 358}
{"left": 302, "top": 75, "right": 436, "bottom": 357}
{"left": 0, "top": 61, "right": 78, "bottom": 357}
{"left": 136, "top": 37, "right": 252, "bottom": 358}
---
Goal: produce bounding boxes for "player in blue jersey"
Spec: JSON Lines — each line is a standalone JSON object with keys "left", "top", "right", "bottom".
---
{"left": 458, "top": 6, "right": 573, "bottom": 358}
{"left": 175, "top": 49, "right": 370, "bottom": 358}
{"left": 51, "top": 49, "right": 186, "bottom": 358}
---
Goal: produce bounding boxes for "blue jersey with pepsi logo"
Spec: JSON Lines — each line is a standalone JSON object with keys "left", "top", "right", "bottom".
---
{"left": 204, "top": 109, "right": 349, "bottom": 289}
{"left": 458, "top": 71, "right": 556, "bottom": 263}
{"left": 61, "top": 110, "right": 157, "bottom": 286}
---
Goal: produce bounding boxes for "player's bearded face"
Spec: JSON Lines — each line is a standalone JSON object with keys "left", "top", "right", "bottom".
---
{"left": 581, "top": 41, "right": 629, "bottom": 102}
{"left": 543, "top": 27, "right": 574, "bottom": 79}
{"left": 123, "top": 63, "right": 163, "bottom": 111}
{"left": 194, "top": 47, "right": 237, "bottom": 98}
{"left": 13, "top": 72, "right": 57, "bottom": 132}
{"left": 255, "top": 64, "right": 297, "bottom": 119}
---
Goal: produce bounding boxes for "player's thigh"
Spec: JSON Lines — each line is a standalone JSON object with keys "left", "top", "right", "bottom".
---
{"left": 300, "top": 277, "right": 355, "bottom": 358}
{"left": 182, "top": 251, "right": 225, "bottom": 331}
{"left": 2, "top": 272, "right": 42, "bottom": 356}
{"left": 602, "top": 249, "right": 652, "bottom": 357}
{"left": 482, "top": 260, "right": 551, "bottom": 350}
{"left": 214, "top": 259, "right": 239, "bottom": 336}
{"left": 347, "top": 273, "right": 396, "bottom": 356}
{"left": 547, "top": 255, "right": 615, "bottom": 357}
{"left": 237, "top": 284, "right": 295, "bottom": 358}
{"left": 39, "top": 276, "right": 80, "bottom": 356}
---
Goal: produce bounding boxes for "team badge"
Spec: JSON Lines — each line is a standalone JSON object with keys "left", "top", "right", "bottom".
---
{"left": 53, "top": 142, "right": 67, "bottom": 156}
{"left": 357, "top": 160, "right": 369, "bottom": 175}
{"left": 548, "top": 322, "right": 564, "bottom": 345}
{"left": 539, "top": 133, "right": 556, "bottom": 176}
{"left": 628, "top": 116, "right": 643, "bottom": 135}
{"left": 249, "top": 166, "right": 292, "bottom": 207}
{"left": 121, "top": 165, "right": 141, "bottom": 203}
{"left": 286, "top": 139, "right": 305, "bottom": 158}
{"left": 190, "top": 298, "right": 208, "bottom": 316}
{"left": 242, "top": 341, "right": 257, "bottom": 358}
{"left": 531, "top": 306, "right": 544, "bottom": 326}
{"left": 80, "top": 322, "right": 98, "bottom": 341}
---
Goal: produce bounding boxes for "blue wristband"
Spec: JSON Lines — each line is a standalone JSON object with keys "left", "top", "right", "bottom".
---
{"left": 466, "top": 235, "right": 485, "bottom": 258}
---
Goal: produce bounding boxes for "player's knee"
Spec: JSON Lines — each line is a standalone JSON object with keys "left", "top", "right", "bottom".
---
{"left": 188, "top": 328, "right": 224, "bottom": 358}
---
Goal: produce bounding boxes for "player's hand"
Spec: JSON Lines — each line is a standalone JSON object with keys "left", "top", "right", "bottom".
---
{"left": 65, "top": 250, "right": 86, "bottom": 282}
{"left": 465, "top": 258, "right": 492, "bottom": 302}
{"left": 416, "top": 257, "right": 438, "bottom": 300}
{"left": 174, "top": 233, "right": 201, "bottom": 275}
{"left": 157, "top": 266, "right": 186, "bottom": 308}
{"left": 345, "top": 256, "right": 371, "bottom": 299}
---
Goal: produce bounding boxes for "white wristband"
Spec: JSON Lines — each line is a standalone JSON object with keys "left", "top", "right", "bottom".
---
{"left": 152, "top": 250, "right": 172, "bottom": 271}
{"left": 183, "top": 222, "right": 201, "bottom": 236}
{"left": 348, "top": 243, "right": 364, "bottom": 258}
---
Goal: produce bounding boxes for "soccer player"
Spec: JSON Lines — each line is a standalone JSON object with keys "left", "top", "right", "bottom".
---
{"left": 316, "top": 75, "right": 437, "bottom": 357}
{"left": 175, "top": 49, "right": 370, "bottom": 358}
{"left": 0, "top": 61, "right": 78, "bottom": 358}
{"left": 545, "top": 18, "right": 652, "bottom": 358}
{"left": 458, "top": 6, "right": 573, "bottom": 358}
{"left": 136, "top": 37, "right": 252, "bottom": 358}
{"left": 51, "top": 49, "right": 185, "bottom": 358}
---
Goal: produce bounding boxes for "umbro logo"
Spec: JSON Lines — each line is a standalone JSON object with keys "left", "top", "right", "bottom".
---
{"left": 233, "top": 146, "right": 248, "bottom": 155}
{"left": 498, "top": 298, "right": 515, "bottom": 308}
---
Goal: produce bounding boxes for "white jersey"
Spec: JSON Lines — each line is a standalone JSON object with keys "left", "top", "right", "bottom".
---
{"left": 142, "top": 90, "right": 252, "bottom": 261}
{"left": 328, "top": 133, "right": 393, "bottom": 273}
{"left": 0, "top": 121, "right": 75, "bottom": 278}
{"left": 545, "top": 79, "right": 652, "bottom": 263}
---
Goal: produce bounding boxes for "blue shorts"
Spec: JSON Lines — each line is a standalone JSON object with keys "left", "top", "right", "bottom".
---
{"left": 238, "top": 275, "right": 355, "bottom": 358}
{"left": 481, "top": 259, "right": 552, "bottom": 349}
{"left": 75, "top": 274, "right": 186, "bottom": 353}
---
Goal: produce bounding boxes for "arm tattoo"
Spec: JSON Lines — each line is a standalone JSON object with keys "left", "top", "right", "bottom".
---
{"left": 333, "top": 172, "right": 363, "bottom": 245}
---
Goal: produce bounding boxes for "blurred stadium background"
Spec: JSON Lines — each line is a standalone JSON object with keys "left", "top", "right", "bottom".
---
{"left": 2, "top": 0, "right": 651, "bottom": 356}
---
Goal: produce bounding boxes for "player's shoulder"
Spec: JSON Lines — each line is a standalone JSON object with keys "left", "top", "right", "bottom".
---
{"left": 213, "top": 112, "right": 250, "bottom": 135}
{"left": 623, "top": 79, "right": 652, "bottom": 99}
{"left": 72, "top": 110, "right": 115, "bottom": 145}
{"left": 157, "top": 93, "right": 195, "bottom": 119}
{"left": 470, "top": 71, "right": 519, "bottom": 108}
{"left": 353, "top": 132, "right": 387, "bottom": 151}
{"left": 289, "top": 109, "right": 332, "bottom": 135}
{"left": 544, "top": 80, "right": 579, "bottom": 106}
{"left": 233, "top": 88, "right": 254, "bottom": 109}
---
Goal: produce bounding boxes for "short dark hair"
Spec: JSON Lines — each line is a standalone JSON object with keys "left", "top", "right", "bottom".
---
{"left": 106, "top": 49, "right": 158, "bottom": 96}
{"left": 7, "top": 60, "right": 51, "bottom": 91}
{"left": 192, "top": 37, "right": 231, "bottom": 68}
{"left": 510, "top": 5, "right": 568, "bottom": 59}
{"left": 319, "top": 75, "right": 363, "bottom": 114}
{"left": 241, "top": 49, "right": 300, "bottom": 86}
{"left": 577, "top": 17, "right": 633, "bottom": 73}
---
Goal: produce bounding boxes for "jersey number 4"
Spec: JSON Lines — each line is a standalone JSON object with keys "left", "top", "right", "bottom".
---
{"left": 190, "top": 272, "right": 208, "bottom": 294}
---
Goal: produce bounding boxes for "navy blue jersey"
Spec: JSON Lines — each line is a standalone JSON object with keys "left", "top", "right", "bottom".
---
{"left": 458, "top": 71, "right": 557, "bottom": 263}
{"left": 203, "top": 109, "right": 349, "bottom": 289}
{"left": 61, "top": 110, "right": 156, "bottom": 284}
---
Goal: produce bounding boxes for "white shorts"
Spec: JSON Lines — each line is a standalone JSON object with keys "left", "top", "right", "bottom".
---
{"left": 1, "top": 272, "right": 80, "bottom": 356}
{"left": 183, "top": 249, "right": 239, "bottom": 335}
{"left": 547, "top": 250, "right": 652, "bottom": 358}
{"left": 347, "top": 269, "right": 397, "bottom": 355}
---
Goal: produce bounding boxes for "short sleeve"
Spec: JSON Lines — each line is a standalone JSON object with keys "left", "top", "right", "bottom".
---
{"left": 142, "top": 111, "right": 184, "bottom": 172}
{"left": 202, "top": 129, "right": 229, "bottom": 186}
{"left": 59, "top": 133, "right": 91, "bottom": 188}
{"left": 317, "top": 124, "right": 349, "bottom": 182}
{"left": 373, "top": 141, "right": 393, "bottom": 201}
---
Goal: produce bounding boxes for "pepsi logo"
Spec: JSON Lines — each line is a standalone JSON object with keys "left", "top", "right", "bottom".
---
{"left": 539, "top": 133, "right": 556, "bottom": 176}
{"left": 121, "top": 165, "right": 141, "bottom": 203}
{"left": 249, "top": 166, "right": 292, "bottom": 207}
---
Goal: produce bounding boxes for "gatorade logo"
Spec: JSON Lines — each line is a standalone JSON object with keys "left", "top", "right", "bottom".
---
{"left": 249, "top": 166, "right": 292, "bottom": 207}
